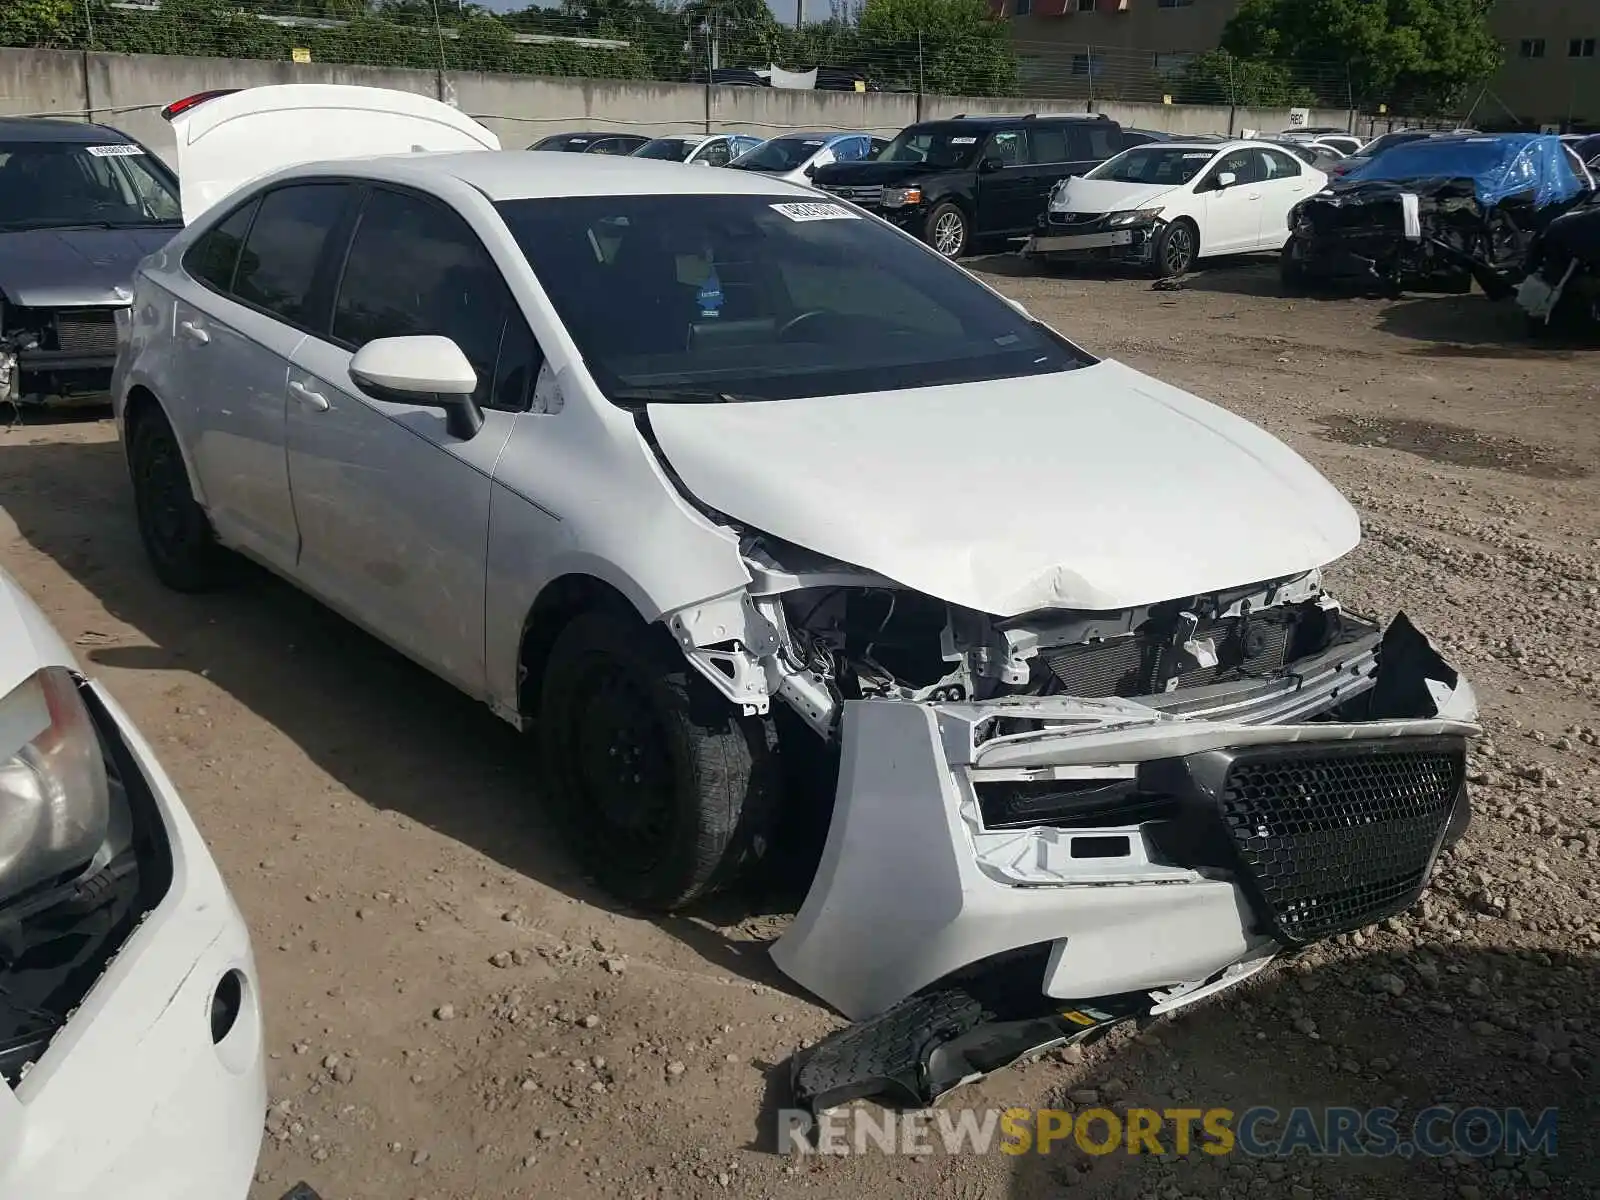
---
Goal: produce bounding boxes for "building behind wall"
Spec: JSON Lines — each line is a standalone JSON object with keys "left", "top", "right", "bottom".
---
{"left": 1489, "top": 0, "right": 1598, "bottom": 130}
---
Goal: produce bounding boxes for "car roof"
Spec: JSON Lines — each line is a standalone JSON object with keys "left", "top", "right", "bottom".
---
{"left": 913, "top": 113, "right": 1112, "bottom": 129}
{"left": 282, "top": 150, "right": 824, "bottom": 201}
{"left": 0, "top": 117, "right": 137, "bottom": 144}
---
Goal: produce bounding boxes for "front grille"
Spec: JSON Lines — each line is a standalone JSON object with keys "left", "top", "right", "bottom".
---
{"left": 1219, "top": 741, "right": 1464, "bottom": 944}
{"left": 1044, "top": 614, "right": 1292, "bottom": 699}
{"left": 1047, "top": 211, "right": 1110, "bottom": 234}
{"left": 53, "top": 309, "right": 119, "bottom": 356}
{"left": 820, "top": 184, "right": 883, "bottom": 207}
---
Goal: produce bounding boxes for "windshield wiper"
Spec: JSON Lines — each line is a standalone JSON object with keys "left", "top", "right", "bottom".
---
{"left": 609, "top": 386, "right": 773, "bottom": 408}
{"left": 0, "top": 219, "right": 178, "bottom": 232}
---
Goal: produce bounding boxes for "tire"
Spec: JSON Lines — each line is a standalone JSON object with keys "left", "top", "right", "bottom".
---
{"left": 128, "top": 407, "right": 227, "bottom": 592}
{"left": 536, "top": 610, "right": 780, "bottom": 911}
{"left": 1280, "top": 236, "right": 1310, "bottom": 293}
{"left": 925, "top": 202, "right": 970, "bottom": 260}
{"left": 1152, "top": 219, "right": 1198, "bottom": 279}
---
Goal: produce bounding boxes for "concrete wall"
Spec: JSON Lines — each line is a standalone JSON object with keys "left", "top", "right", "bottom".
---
{"left": 0, "top": 45, "right": 1361, "bottom": 165}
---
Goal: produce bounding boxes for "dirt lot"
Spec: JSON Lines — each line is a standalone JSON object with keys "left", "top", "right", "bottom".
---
{"left": 1, "top": 257, "right": 1597, "bottom": 1200}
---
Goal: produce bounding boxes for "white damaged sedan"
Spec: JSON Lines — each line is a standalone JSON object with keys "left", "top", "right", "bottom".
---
{"left": 0, "top": 567, "right": 265, "bottom": 1196}
{"left": 114, "top": 85, "right": 1476, "bottom": 1111}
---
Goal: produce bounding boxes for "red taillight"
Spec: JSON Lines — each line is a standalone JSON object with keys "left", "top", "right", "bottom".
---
{"left": 160, "top": 89, "right": 240, "bottom": 122}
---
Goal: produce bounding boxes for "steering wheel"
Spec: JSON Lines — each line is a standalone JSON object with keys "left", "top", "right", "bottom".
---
{"left": 778, "top": 309, "right": 831, "bottom": 340}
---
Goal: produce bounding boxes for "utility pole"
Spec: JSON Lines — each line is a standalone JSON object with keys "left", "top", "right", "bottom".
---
{"left": 795, "top": 0, "right": 803, "bottom": 32}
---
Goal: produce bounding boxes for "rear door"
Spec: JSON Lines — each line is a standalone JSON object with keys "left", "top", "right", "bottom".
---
{"left": 284, "top": 184, "right": 537, "bottom": 695}
{"left": 173, "top": 181, "right": 355, "bottom": 572}
{"left": 1256, "top": 147, "right": 1314, "bottom": 249}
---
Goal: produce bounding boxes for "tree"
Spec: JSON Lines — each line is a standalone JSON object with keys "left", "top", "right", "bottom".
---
{"left": 1221, "top": 0, "right": 1503, "bottom": 113}
{"left": 1169, "top": 49, "right": 1317, "bottom": 108}
{"left": 855, "top": 0, "right": 1016, "bottom": 95}
{"left": 0, "top": 0, "right": 88, "bottom": 47}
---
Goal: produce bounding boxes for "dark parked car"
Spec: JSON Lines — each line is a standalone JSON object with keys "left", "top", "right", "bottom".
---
{"left": 810, "top": 113, "right": 1125, "bottom": 259}
{"left": 527, "top": 132, "right": 650, "bottom": 156}
{"left": 0, "top": 118, "right": 181, "bottom": 408}
{"left": 1283, "top": 134, "right": 1591, "bottom": 296}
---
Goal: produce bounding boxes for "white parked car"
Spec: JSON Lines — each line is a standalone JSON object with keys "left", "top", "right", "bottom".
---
{"left": 1023, "top": 140, "right": 1328, "bottom": 277}
{"left": 114, "top": 87, "right": 1477, "bottom": 1092}
{"left": 631, "top": 132, "right": 764, "bottom": 167}
{"left": 726, "top": 131, "right": 887, "bottom": 185}
{"left": 0, "top": 566, "right": 265, "bottom": 1197}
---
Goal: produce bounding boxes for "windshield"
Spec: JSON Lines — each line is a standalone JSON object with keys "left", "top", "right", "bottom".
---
{"left": 634, "top": 138, "right": 694, "bottom": 162}
{"left": 1345, "top": 138, "right": 1520, "bottom": 184}
{"left": 1087, "top": 146, "right": 1216, "bottom": 186}
{"left": 878, "top": 127, "right": 984, "bottom": 169}
{"left": 1359, "top": 132, "right": 1433, "bottom": 159}
{"left": 0, "top": 140, "right": 180, "bottom": 230}
{"left": 495, "top": 194, "right": 1086, "bottom": 403}
{"left": 731, "top": 137, "right": 827, "bottom": 172}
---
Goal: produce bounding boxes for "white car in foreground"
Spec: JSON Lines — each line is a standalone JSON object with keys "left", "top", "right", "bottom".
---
{"left": 0, "top": 567, "right": 264, "bottom": 1197}
{"left": 114, "top": 84, "right": 1475, "bottom": 1109}
{"left": 1023, "top": 140, "right": 1328, "bottom": 277}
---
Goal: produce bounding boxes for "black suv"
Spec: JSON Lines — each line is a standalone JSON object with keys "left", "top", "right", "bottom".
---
{"left": 811, "top": 113, "right": 1125, "bottom": 258}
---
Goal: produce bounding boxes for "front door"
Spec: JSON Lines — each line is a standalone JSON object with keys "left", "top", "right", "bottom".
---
{"left": 1198, "top": 148, "right": 1268, "bottom": 254}
{"left": 284, "top": 185, "right": 542, "bottom": 697}
{"left": 973, "top": 128, "right": 1033, "bottom": 236}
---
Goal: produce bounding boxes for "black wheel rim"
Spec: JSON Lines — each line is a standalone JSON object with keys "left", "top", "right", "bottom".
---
{"left": 566, "top": 665, "right": 677, "bottom": 876}
{"left": 136, "top": 431, "right": 191, "bottom": 563}
{"left": 1165, "top": 227, "right": 1194, "bottom": 274}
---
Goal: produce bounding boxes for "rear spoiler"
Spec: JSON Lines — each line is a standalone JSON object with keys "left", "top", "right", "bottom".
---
{"left": 160, "top": 90, "right": 241, "bottom": 122}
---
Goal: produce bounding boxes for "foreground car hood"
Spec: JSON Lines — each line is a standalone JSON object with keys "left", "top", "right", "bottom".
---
{"left": 648, "top": 361, "right": 1361, "bottom": 615}
{"left": 1052, "top": 179, "right": 1178, "bottom": 214}
{"left": 0, "top": 227, "right": 175, "bottom": 308}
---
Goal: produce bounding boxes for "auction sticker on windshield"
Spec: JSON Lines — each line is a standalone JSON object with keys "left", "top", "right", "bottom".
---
{"left": 770, "top": 202, "right": 861, "bottom": 222}
{"left": 87, "top": 143, "right": 145, "bottom": 156}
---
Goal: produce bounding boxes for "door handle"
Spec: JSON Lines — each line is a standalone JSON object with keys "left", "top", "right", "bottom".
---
{"left": 178, "top": 320, "right": 209, "bottom": 345}
{"left": 288, "top": 379, "right": 330, "bottom": 412}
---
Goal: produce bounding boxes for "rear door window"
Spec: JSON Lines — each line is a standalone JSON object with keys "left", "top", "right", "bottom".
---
{"left": 1028, "top": 126, "right": 1070, "bottom": 165}
{"left": 184, "top": 198, "right": 259, "bottom": 293}
{"left": 231, "top": 183, "right": 351, "bottom": 327}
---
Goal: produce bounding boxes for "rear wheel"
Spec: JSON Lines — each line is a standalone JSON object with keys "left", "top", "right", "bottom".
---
{"left": 1153, "top": 219, "right": 1198, "bottom": 278}
{"left": 925, "top": 203, "right": 970, "bottom": 259}
{"left": 129, "top": 407, "right": 228, "bottom": 592}
{"left": 537, "top": 610, "right": 779, "bottom": 911}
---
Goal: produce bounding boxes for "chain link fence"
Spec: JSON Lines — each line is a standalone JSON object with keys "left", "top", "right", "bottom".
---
{"left": 0, "top": 0, "right": 1458, "bottom": 118}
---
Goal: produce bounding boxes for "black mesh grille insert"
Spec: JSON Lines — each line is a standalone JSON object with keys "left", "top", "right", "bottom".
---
{"left": 1219, "top": 742, "right": 1464, "bottom": 944}
{"left": 53, "top": 309, "right": 119, "bottom": 356}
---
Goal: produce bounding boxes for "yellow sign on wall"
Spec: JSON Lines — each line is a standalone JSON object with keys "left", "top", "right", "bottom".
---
{"left": 292, "top": 47, "right": 312, "bottom": 64}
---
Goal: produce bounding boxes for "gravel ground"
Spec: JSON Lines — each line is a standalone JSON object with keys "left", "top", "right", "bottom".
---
{"left": 0, "top": 254, "right": 1596, "bottom": 1200}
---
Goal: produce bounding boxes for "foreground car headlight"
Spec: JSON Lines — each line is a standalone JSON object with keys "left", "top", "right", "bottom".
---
{"left": 0, "top": 667, "right": 110, "bottom": 906}
{"left": 1105, "top": 207, "right": 1165, "bottom": 227}
{"left": 881, "top": 186, "right": 923, "bottom": 208}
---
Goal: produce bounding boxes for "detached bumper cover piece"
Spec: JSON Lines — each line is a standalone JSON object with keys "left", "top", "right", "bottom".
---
{"left": 0, "top": 685, "right": 266, "bottom": 1200}
{"left": 774, "top": 615, "right": 1475, "bottom": 1106}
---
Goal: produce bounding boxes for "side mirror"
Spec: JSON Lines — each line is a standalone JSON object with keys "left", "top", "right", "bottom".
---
{"left": 803, "top": 163, "right": 816, "bottom": 178}
{"left": 349, "top": 335, "right": 484, "bottom": 440}
{"left": 1215, "top": 171, "right": 1238, "bottom": 190}
{"left": 979, "top": 156, "right": 1004, "bottom": 174}
{"left": 692, "top": 157, "right": 713, "bottom": 167}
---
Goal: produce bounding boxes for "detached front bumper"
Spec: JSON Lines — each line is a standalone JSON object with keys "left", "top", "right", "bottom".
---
{"left": 773, "top": 613, "right": 1475, "bottom": 1049}
{"left": 1023, "top": 216, "right": 1158, "bottom": 264}
{"left": 0, "top": 685, "right": 266, "bottom": 1200}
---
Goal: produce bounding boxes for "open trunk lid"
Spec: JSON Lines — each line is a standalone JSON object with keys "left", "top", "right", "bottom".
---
{"left": 164, "top": 84, "right": 500, "bottom": 224}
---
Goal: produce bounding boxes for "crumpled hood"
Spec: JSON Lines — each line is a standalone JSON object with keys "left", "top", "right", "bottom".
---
{"left": 0, "top": 227, "right": 174, "bottom": 309}
{"left": 648, "top": 361, "right": 1361, "bottom": 616}
{"left": 1050, "top": 178, "right": 1178, "bottom": 214}
{"left": 0, "top": 567, "right": 75, "bottom": 697}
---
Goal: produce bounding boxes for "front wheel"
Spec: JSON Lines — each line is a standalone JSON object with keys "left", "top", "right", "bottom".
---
{"left": 536, "top": 610, "right": 780, "bottom": 911}
{"left": 1152, "top": 219, "right": 1198, "bottom": 278}
{"left": 925, "top": 203, "right": 970, "bottom": 259}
